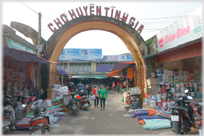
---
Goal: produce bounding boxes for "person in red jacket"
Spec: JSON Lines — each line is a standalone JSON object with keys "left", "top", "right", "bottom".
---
{"left": 91, "top": 86, "right": 97, "bottom": 108}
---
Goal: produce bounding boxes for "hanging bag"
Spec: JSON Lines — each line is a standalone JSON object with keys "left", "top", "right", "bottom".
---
{"left": 90, "top": 95, "right": 95, "bottom": 101}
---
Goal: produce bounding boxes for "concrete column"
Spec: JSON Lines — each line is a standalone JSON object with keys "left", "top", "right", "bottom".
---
{"left": 61, "top": 75, "right": 63, "bottom": 86}
{"left": 49, "top": 63, "right": 57, "bottom": 87}
{"left": 67, "top": 63, "right": 70, "bottom": 73}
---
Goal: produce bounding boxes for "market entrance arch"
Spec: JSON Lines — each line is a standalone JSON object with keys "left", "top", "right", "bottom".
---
{"left": 46, "top": 16, "right": 148, "bottom": 98}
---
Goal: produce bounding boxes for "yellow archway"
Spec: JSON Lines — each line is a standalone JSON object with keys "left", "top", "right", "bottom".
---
{"left": 48, "top": 20, "right": 146, "bottom": 98}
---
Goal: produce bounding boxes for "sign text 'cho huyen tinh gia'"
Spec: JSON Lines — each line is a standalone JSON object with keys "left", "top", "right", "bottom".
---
{"left": 47, "top": 4, "right": 145, "bottom": 34}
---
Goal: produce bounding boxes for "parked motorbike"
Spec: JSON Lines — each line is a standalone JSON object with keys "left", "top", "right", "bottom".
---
{"left": 192, "top": 102, "right": 203, "bottom": 136}
{"left": 64, "top": 92, "right": 79, "bottom": 116}
{"left": 29, "top": 99, "right": 50, "bottom": 135}
{"left": 3, "top": 95, "right": 16, "bottom": 134}
{"left": 170, "top": 89, "right": 195, "bottom": 134}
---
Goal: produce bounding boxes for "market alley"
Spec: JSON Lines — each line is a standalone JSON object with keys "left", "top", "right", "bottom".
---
{"left": 49, "top": 90, "right": 175, "bottom": 135}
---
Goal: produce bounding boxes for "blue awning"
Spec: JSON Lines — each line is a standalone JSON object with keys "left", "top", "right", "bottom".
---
{"left": 57, "top": 65, "right": 69, "bottom": 79}
{"left": 96, "top": 64, "right": 113, "bottom": 72}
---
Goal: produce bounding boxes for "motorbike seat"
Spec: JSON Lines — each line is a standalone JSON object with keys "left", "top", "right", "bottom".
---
{"left": 70, "top": 99, "right": 77, "bottom": 101}
{"left": 81, "top": 96, "right": 87, "bottom": 99}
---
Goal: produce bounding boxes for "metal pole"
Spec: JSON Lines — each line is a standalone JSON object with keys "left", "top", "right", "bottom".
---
{"left": 37, "top": 12, "right": 41, "bottom": 55}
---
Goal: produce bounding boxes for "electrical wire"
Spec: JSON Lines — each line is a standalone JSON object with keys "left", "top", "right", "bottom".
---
{"left": 20, "top": 2, "right": 38, "bottom": 14}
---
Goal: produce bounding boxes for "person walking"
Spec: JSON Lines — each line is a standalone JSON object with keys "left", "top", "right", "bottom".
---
{"left": 98, "top": 84, "right": 107, "bottom": 111}
{"left": 116, "top": 82, "right": 120, "bottom": 93}
{"left": 78, "top": 81, "right": 83, "bottom": 92}
{"left": 94, "top": 85, "right": 100, "bottom": 108}
{"left": 86, "top": 85, "right": 91, "bottom": 98}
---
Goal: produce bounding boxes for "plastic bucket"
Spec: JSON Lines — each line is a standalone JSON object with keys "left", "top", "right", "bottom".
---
{"left": 23, "top": 96, "right": 31, "bottom": 104}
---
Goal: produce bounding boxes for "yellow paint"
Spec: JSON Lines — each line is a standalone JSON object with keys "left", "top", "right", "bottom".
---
{"left": 48, "top": 21, "right": 146, "bottom": 94}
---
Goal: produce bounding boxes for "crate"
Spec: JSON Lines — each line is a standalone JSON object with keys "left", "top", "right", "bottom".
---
{"left": 47, "top": 88, "right": 55, "bottom": 99}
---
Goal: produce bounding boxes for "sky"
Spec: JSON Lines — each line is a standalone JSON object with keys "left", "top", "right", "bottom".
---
{"left": 1, "top": 0, "right": 203, "bottom": 56}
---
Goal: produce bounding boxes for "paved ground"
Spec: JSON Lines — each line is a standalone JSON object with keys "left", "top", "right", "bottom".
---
{"left": 48, "top": 90, "right": 175, "bottom": 135}
{"left": 11, "top": 90, "right": 198, "bottom": 135}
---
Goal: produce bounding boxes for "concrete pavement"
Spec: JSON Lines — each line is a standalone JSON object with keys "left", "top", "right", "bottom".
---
{"left": 50, "top": 90, "right": 175, "bottom": 135}
{"left": 11, "top": 90, "right": 177, "bottom": 135}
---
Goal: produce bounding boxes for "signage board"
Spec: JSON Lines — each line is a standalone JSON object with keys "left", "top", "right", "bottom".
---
{"left": 5, "top": 36, "right": 37, "bottom": 54}
{"left": 47, "top": 4, "right": 144, "bottom": 34}
{"left": 157, "top": 6, "right": 203, "bottom": 52}
{"left": 58, "top": 48, "right": 102, "bottom": 61}
{"left": 103, "top": 55, "right": 134, "bottom": 61}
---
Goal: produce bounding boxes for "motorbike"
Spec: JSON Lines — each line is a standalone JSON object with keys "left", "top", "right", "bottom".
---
{"left": 29, "top": 99, "right": 50, "bottom": 135}
{"left": 192, "top": 102, "right": 203, "bottom": 136}
{"left": 64, "top": 92, "right": 79, "bottom": 116}
{"left": 3, "top": 95, "right": 17, "bottom": 134}
{"left": 170, "top": 89, "right": 195, "bottom": 134}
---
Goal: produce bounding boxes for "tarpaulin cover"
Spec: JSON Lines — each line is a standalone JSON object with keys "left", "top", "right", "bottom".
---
{"left": 138, "top": 115, "right": 169, "bottom": 120}
{"left": 47, "top": 104, "right": 62, "bottom": 110}
{"left": 155, "top": 110, "right": 171, "bottom": 119}
{"left": 111, "top": 62, "right": 135, "bottom": 71}
{"left": 128, "top": 109, "right": 151, "bottom": 113}
{"left": 130, "top": 112, "right": 150, "bottom": 118}
{"left": 57, "top": 65, "right": 69, "bottom": 78}
{"left": 96, "top": 64, "right": 113, "bottom": 72}
{"left": 3, "top": 46, "right": 54, "bottom": 64}
{"left": 15, "top": 117, "right": 32, "bottom": 129}
{"left": 142, "top": 119, "right": 171, "bottom": 130}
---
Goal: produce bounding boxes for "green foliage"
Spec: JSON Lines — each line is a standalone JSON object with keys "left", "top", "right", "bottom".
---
{"left": 145, "top": 37, "right": 152, "bottom": 46}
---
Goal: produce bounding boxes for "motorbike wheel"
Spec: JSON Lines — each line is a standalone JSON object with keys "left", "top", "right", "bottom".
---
{"left": 74, "top": 109, "right": 77, "bottom": 116}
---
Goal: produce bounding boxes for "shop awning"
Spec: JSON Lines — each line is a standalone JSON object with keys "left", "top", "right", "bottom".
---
{"left": 96, "top": 64, "right": 113, "bottom": 72}
{"left": 157, "top": 41, "right": 202, "bottom": 63}
{"left": 69, "top": 74, "right": 108, "bottom": 79}
{"left": 106, "top": 69, "right": 122, "bottom": 77}
{"left": 3, "top": 46, "right": 56, "bottom": 64}
{"left": 57, "top": 65, "right": 69, "bottom": 79}
{"left": 111, "top": 61, "right": 135, "bottom": 71}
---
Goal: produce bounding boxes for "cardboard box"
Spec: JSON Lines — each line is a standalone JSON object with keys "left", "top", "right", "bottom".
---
{"left": 168, "top": 76, "right": 173, "bottom": 81}
{"left": 168, "top": 70, "right": 173, "bottom": 76}
{"left": 144, "top": 88, "right": 151, "bottom": 94}
{"left": 147, "top": 78, "right": 157, "bottom": 87}
{"left": 47, "top": 88, "right": 55, "bottom": 99}
{"left": 163, "top": 74, "right": 169, "bottom": 82}
{"left": 174, "top": 76, "right": 179, "bottom": 81}
{"left": 184, "top": 71, "right": 189, "bottom": 76}
{"left": 173, "top": 71, "right": 179, "bottom": 76}
{"left": 179, "top": 71, "right": 184, "bottom": 76}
